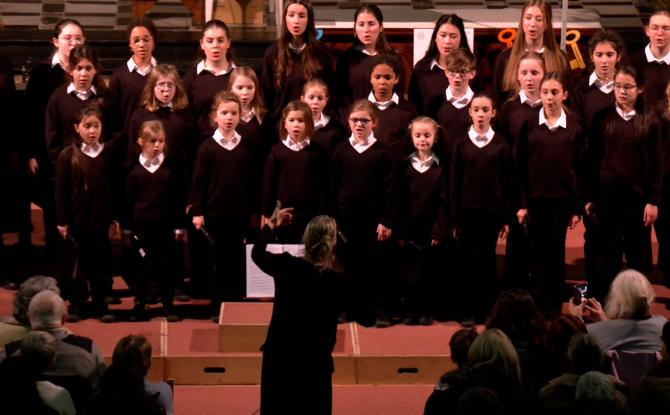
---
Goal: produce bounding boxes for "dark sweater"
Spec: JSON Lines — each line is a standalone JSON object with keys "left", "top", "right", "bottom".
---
{"left": 628, "top": 48, "right": 670, "bottom": 106}
{"left": 516, "top": 113, "right": 585, "bottom": 212}
{"left": 182, "top": 62, "right": 233, "bottom": 137}
{"left": 312, "top": 119, "right": 346, "bottom": 160}
{"left": 23, "top": 60, "right": 67, "bottom": 166}
{"left": 373, "top": 98, "right": 417, "bottom": 164}
{"left": 397, "top": 158, "right": 447, "bottom": 243}
{"left": 251, "top": 225, "right": 341, "bottom": 362}
{"left": 330, "top": 140, "right": 397, "bottom": 229}
{"left": 409, "top": 56, "right": 450, "bottom": 116}
{"left": 189, "top": 136, "right": 259, "bottom": 220}
{"left": 497, "top": 96, "right": 541, "bottom": 147}
{"left": 335, "top": 48, "right": 377, "bottom": 112}
{"left": 262, "top": 141, "right": 326, "bottom": 218}
{"left": 108, "top": 64, "right": 151, "bottom": 137}
{"left": 587, "top": 107, "right": 662, "bottom": 205}
{"left": 260, "top": 41, "right": 334, "bottom": 122}
{"left": 570, "top": 76, "right": 615, "bottom": 140}
{"left": 450, "top": 133, "right": 513, "bottom": 222}
{"left": 431, "top": 96, "right": 472, "bottom": 140}
{"left": 236, "top": 112, "right": 275, "bottom": 162}
{"left": 45, "top": 86, "right": 105, "bottom": 167}
{"left": 125, "top": 162, "right": 184, "bottom": 230}
{"left": 55, "top": 145, "right": 116, "bottom": 233}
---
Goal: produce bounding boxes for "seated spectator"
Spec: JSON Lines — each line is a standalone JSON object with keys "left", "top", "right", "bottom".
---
{"left": 1, "top": 290, "right": 106, "bottom": 411}
{"left": 573, "top": 371, "right": 626, "bottom": 414}
{"left": 457, "top": 387, "right": 502, "bottom": 415}
{"left": 112, "top": 334, "right": 173, "bottom": 415}
{"left": 631, "top": 320, "right": 670, "bottom": 414}
{"left": 424, "top": 329, "right": 535, "bottom": 415}
{"left": 431, "top": 328, "right": 479, "bottom": 392}
{"left": 539, "top": 333, "right": 626, "bottom": 415}
{"left": 486, "top": 289, "right": 546, "bottom": 393}
{"left": 0, "top": 276, "right": 61, "bottom": 347}
{"left": 0, "top": 354, "right": 59, "bottom": 415}
{"left": 20, "top": 331, "right": 76, "bottom": 415}
{"left": 84, "top": 364, "right": 165, "bottom": 415}
{"left": 538, "top": 314, "right": 587, "bottom": 385}
{"left": 571, "top": 269, "right": 667, "bottom": 353}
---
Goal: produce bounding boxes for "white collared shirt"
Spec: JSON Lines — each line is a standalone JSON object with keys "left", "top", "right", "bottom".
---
{"left": 588, "top": 71, "right": 614, "bottom": 94}
{"left": 127, "top": 56, "right": 157, "bottom": 76}
{"left": 241, "top": 108, "right": 256, "bottom": 123}
{"left": 196, "top": 60, "right": 236, "bottom": 76}
{"left": 81, "top": 142, "right": 104, "bottom": 158}
{"left": 539, "top": 108, "right": 567, "bottom": 131}
{"left": 446, "top": 86, "right": 474, "bottom": 109}
{"left": 410, "top": 151, "right": 440, "bottom": 173}
{"left": 213, "top": 129, "right": 242, "bottom": 150}
{"left": 368, "top": 91, "right": 399, "bottom": 111}
{"left": 313, "top": 113, "right": 330, "bottom": 131}
{"left": 616, "top": 104, "right": 636, "bottom": 121}
{"left": 429, "top": 59, "right": 446, "bottom": 71}
{"left": 645, "top": 44, "right": 670, "bottom": 65}
{"left": 519, "top": 90, "right": 541, "bottom": 107}
{"left": 356, "top": 45, "right": 377, "bottom": 56}
{"left": 468, "top": 126, "right": 495, "bottom": 148}
{"left": 51, "top": 53, "right": 65, "bottom": 69}
{"left": 139, "top": 152, "right": 164, "bottom": 173}
{"left": 349, "top": 133, "right": 377, "bottom": 154}
{"left": 283, "top": 136, "right": 310, "bottom": 152}
{"left": 67, "top": 83, "right": 97, "bottom": 101}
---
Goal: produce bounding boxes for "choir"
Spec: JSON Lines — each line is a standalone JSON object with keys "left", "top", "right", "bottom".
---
{"left": 7, "top": 0, "right": 670, "bottom": 326}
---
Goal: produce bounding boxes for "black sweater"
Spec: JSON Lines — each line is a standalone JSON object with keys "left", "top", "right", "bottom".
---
{"left": 23, "top": 60, "right": 67, "bottom": 167}
{"left": 125, "top": 161, "right": 185, "bottom": 230}
{"left": 450, "top": 133, "right": 513, "bottom": 223}
{"left": 260, "top": 41, "right": 334, "bottom": 122}
{"left": 108, "top": 64, "right": 151, "bottom": 138}
{"left": 586, "top": 107, "right": 662, "bottom": 205}
{"left": 262, "top": 142, "right": 326, "bottom": 218}
{"left": 496, "top": 96, "right": 541, "bottom": 147}
{"left": 251, "top": 225, "right": 341, "bottom": 364}
{"left": 330, "top": 140, "right": 397, "bottom": 229}
{"left": 55, "top": 145, "right": 117, "bottom": 233}
{"left": 570, "top": 76, "right": 615, "bottom": 141}
{"left": 429, "top": 95, "right": 472, "bottom": 141}
{"left": 409, "top": 57, "right": 450, "bottom": 116}
{"left": 397, "top": 158, "right": 448, "bottom": 243}
{"left": 516, "top": 113, "right": 585, "bottom": 213}
{"left": 373, "top": 98, "right": 417, "bottom": 164}
{"left": 335, "top": 47, "right": 377, "bottom": 113}
{"left": 628, "top": 48, "right": 670, "bottom": 106}
{"left": 312, "top": 119, "right": 346, "bottom": 160}
{"left": 182, "top": 62, "right": 233, "bottom": 138}
{"left": 189, "top": 136, "right": 259, "bottom": 220}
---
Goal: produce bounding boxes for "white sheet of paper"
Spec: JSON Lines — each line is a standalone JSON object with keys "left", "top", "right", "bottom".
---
{"left": 245, "top": 244, "right": 305, "bottom": 298}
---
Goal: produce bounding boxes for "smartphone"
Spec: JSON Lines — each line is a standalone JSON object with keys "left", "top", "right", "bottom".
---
{"left": 572, "top": 283, "right": 588, "bottom": 305}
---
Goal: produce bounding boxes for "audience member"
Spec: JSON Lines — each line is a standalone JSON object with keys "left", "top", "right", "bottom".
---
{"left": 486, "top": 289, "right": 546, "bottom": 393}
{"left": 19, "top": 331, "right": 76, "bottom": 415}
{"left": 1, "top": 290, "right": 106, "bottom": 411}
{"left": 571, "top": 269, "right": 667, "bottom": 353}
{"left": 0, "top": 275, "right": 61, "bottom": 347}
{"left": 457, "top": 387, "right": 502, "bottom": 415}
{"left": 631, "top": 321, "right": 670, "bottom": 414}
{"left": 112, "top": 334, "right": 173, "bottom": 415}
{"left": 539, "top": 314, "right": 587, "bottom": 385}
{"left": 431, "top": 328, "right": 479, "bottom": 392}
{"left": 424, "top": 328, "right": 535, "bottom": 415}
{"left": 0, "top": 354, "right": 59, "bottom": 415}
{"left": 539, "top": 333, "right": 625, "bottom": 415}
{"left": 573, "top": 371, "right": 626, "bottom": 414}
{"left": 84, "top": 363, "right": 165, "bottom": 415}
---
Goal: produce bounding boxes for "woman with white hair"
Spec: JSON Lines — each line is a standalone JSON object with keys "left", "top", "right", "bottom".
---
{"left": 572, "top": 269, "right": 667, "bottom": 352}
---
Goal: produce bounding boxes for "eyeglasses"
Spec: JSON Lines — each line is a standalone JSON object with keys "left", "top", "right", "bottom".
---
{"left": 649, "top": 25, "right": 670, "bottom": 33}
{"left": 446, "top": 70, "right": 471, "bottom": 78}
{"left": 349, "top": 118, "right": 372, "bottom": 126}
{"left": 155, "top": 82, "right": 176, "bottom": 90}
{"left": 613, "top": 83, "right": 637, "bottom": 92}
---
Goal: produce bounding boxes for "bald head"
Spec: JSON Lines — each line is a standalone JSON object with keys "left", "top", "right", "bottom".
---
{"left": 27, "top": 290, "right": 65, "bottom": 330}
